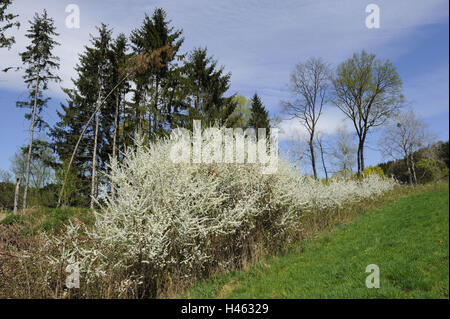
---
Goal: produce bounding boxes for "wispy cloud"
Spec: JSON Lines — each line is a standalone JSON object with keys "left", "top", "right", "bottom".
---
{"left": 1, "top": 0, "right": 448, "bottom": 131}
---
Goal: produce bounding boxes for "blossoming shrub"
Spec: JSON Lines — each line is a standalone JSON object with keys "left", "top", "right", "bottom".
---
{"left": 33, "top": 134, "right": 396, "bottom": 298}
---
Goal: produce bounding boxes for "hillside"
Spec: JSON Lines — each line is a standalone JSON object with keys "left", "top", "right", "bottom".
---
{"left": 184, "top": 186, "right": 449, "bottom": 298}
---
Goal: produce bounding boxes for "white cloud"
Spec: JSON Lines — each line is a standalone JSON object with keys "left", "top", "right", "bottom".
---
{"left": 1, "top": 0, "right": 448, "bottom": 131}
{"left": 278, "top": 106, "right": 355, "bottom": 141}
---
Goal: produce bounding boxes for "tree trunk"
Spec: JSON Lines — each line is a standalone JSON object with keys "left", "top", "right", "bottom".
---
{"left": 357, "top": 134, "right": 366, "bottom": 180}
{"left": 23, "top": 75, "right": 40, "bottom": 210}
{"left": 90, "top": 110, "right": 99, "bottom": 209}
{"left": 410, "top": 153, "right": 417, "bottom": 184}
{"left": 57, "top": 72, "right": 131, "bottom": 207}
{"left": 148, "top": 83, "right": 152, "bottom": 138}
{"left": 153, "top": 79, "right": 160, "bottom": 139}
{"left": 356, "top": 143, "right": 362, "bottom": 179}
{"left": 111, "top": 90, "right": 120, "bottom": 201}
{"left": 137, "top": 95, "right": 142, "bottom": 136}
{"left": 318, "top": 142, "right": 328, "bottom": 182}
{"left": 140, "top": 91, "right": 146, "bottom": 136}
{"left": 359, "top": 129, "right": 368, "bottom": 179}
{"left": 405, "top": 152, "right": 413, "bottom": 185}
{"left": 360, "top": 142, "right": 365, "bottom": 177}
{"left": 309, "top": 136, "right": 317, "bottom": 179}
{"left": 14, "top": 176, "right": 21, "bottom": 214}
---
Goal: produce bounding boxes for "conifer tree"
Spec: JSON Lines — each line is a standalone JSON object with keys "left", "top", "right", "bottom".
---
{"left": 248, "top": 93, "right": 270, "bottom": 135}
{"left": 80, "top": 24, "right": 113, "bottom": 208}
{"left": 182, "top": 47, "right": 237, "bottom": 128}
{"left": 110, "top": 33, "right": 129, "bottom": 154}
{"left": 109, "top": 33, "right": 129, "bottom": 200}
{"left": 130, "top": 8, "right": 184, "bottom": 139}
{"left": 51, "top": 89, "right": 91, "bottom": 206}
{"left": 17, "top": 10, "right": 60, "bottom": 209}
{"left": 51, "top": 24, "right": 114, "bottom": 207}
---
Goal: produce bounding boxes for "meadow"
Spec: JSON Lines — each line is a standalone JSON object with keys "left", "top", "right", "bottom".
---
{"left": 184, "top": 185, "right": 449, "bottom": 298}
{"left": 1, "top": 135, "right": 447, "bottom": 299}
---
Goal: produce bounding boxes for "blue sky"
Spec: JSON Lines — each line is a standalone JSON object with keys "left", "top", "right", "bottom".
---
{"left": 0, "top": 0, "right": 448, "bottom": 175}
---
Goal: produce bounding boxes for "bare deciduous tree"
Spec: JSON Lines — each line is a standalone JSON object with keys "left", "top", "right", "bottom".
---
{"left": 379, "top": 109, "right": 431, "bottom": 185}
{"left": 330, "top": 125, "right": 357, "bottom": 178}
{"left": 282, "top": 57, "right": 330, "bottom": 179}
{"left": 284, "top": 128, "right": 307, "bottom": 174}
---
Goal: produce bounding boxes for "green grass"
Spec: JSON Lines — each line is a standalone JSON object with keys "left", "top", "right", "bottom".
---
{"left": 184, "top": 188, "right": 449, "bottom": 298}
{"left": 0, "top": 206, "right": 94, "bottom": 235}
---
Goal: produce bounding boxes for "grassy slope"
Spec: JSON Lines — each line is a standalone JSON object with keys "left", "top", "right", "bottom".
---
{"left": 0, "top": 206, "right": 94, "bottom": 235}
{"left": 185, "top": 188, "right": 449, "bottom": 298}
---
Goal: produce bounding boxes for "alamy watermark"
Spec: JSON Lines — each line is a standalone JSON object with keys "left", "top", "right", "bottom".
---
{"left": 169, "top": 120, "right": 279, "bottom": 174}
{"left": 65, "top": 262, "right": 80, "bottom": 289}
{"left": 65, "top": 4, "right": 80, "bottom": 29}
{"left": 365, "top": 264, "right": 380, "bottom": 288}
{"left": 365, "top": 4, "right": 380, "bottom": 29}
{"left": 64, "top": 4, "right": 380, "bottom": 31}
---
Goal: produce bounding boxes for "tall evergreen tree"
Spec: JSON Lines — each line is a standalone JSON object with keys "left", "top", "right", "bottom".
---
{"left": 130, "top": 8, "right": 184, "bottom": 140}
{"left": 17, "top": 10, "right": 60, "bottom": 209}
{"left": 109, "top": 33, "right": 130, "bottom": 200}
{"left": 248, "top": 93, "right": 270, "bottom": 135}
{"left": 79, "top": 24, "right": 114, "bottom": 208}
{"left": 109, "top": 33, "right": 129, "bottom": 157}
{"left": 182, "top": 47, "right": 237, "bottom": 129}
{"left": 51, "top": 24, "right": 114, "bottom": 208}
{"left": 51, "top": 88, "right": 91, "bottom": 206}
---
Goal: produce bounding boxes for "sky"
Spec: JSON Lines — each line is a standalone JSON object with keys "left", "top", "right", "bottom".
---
{"left": 0, "top": 0, "right": 448, "bottom": 176}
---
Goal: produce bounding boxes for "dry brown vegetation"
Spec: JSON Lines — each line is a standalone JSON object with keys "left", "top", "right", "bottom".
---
{"left": 1, "top": 182, "right": 443, "bottom": 299}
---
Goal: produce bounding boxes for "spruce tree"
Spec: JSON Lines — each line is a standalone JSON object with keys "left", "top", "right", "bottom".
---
{"left": 109, "top": 33, "right": 129, "bottom": 200}
{"left": 51, "top": 24, "right": 114, "bottom": 208}
{"left": 130, "top": 8, "right": 184, "bottom": 139}
{"left": 183, "top": 47, "right": 237, "bottom": 128}
{"left": 79, "top": 24, "right": 113, "bottom": 208}
{"left": 248, "top": 93, "right": 270, "bottom": 135}
{"left": 109, "top": 33, "right": 129, "bottom": 156}
{"left": 17, "top": 10, "right": 60, "bottom": 209}
{"left": 51, "top": 89, "right": 91, "bottom": 206}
